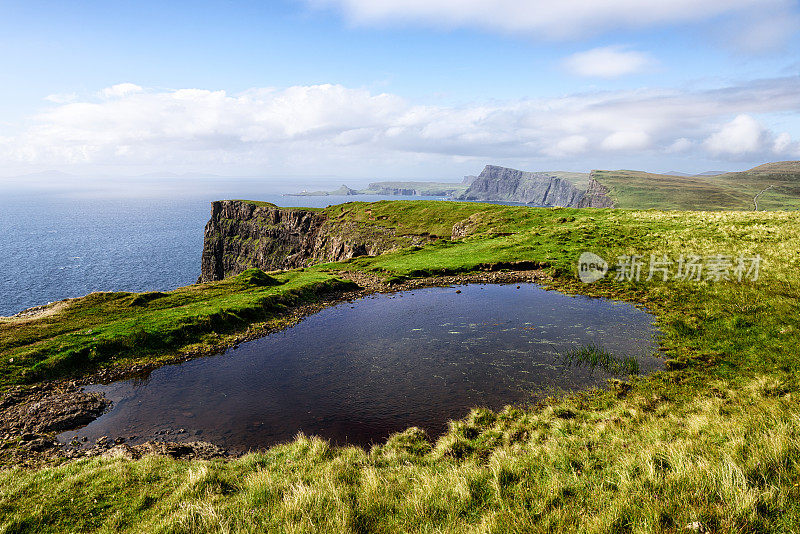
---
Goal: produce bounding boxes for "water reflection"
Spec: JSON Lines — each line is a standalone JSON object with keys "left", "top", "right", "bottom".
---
{"left": 59, "top": 283, "right": 660, "bottom": 451}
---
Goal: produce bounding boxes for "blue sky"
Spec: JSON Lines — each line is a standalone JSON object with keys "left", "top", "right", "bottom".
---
{"left": 1, "top": 0, "right": 800, "bottom": 182}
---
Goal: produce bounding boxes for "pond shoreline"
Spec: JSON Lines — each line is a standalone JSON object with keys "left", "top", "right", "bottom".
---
{"left": 1, "top": 267, "right": 560, "bottom": 467}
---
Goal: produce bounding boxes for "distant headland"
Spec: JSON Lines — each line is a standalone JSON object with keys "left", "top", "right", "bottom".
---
{"left": 287, "top": 161, "right": 800, "bottom": 210}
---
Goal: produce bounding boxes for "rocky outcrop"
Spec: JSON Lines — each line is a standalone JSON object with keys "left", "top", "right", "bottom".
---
{"left": 0, "top": 383, "right": 110, "bottom": 435}
{"left": 365, "top": 184, "right": 418, "bottom": 195}
{"left": 578, "top": 174, "right": 615, "bottom": 208}
{"left": 362, "top": 182, "right": 467, "bottom": 197}
{"left": 201, "top": 201, "right": 324, "bottom": 281}
{"left": 200, "top": 200, "right": 433, "bottom": 281}
{"left": 457, "top": 165, "right": 585, "bottom": 206}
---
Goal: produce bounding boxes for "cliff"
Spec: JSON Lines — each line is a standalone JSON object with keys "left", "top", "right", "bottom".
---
{"left": 456, "top": 165, "right": 586, "bottom": 207}
{"left": 289, "top": 181, "right": 468, "bottom": 197}
{"left": 578, "top": 173, "right": 615, "bottom": 208}
{"left": 360, "top": 181, "right": 468, "bottom": 197}
{"left": 200, "top": 200, "right": 433, "bottom": 281}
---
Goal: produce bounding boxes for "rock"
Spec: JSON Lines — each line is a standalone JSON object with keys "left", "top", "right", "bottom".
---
{"left": 200, "top": 201, "right": 433, "bottom": 281}
{"left": 456, "top": 165, "right": 585, "bottom": 206}
{"left": 578, "top": 174, "right": 615, "bottom": 208}
{"left": 363, "top": 184, "right": 416, "bottom": 195}
{"left": 451, "top": 213, "right": 484, "bottom": 239}
{"left": 0, "top": 385, "right": 110, "bottom": 435}
{"left": 134, "top": 441, "right": 227, "bottom": 460}
{"left": 24, "top": 438, "right": 56, "bottom": 452}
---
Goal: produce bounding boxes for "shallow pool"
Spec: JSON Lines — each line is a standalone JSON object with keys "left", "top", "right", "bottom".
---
{"left": 59, "top": 283, "right": 660, "bottom": 451}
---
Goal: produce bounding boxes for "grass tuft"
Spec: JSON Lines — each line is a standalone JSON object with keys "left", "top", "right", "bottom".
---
{"left": 561, "top": 344, "right": 641, "bottom": 375}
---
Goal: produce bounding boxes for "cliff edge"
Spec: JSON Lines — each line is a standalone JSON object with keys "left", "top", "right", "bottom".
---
{"left": 200, "top": 200, "right": 435, "bottom": 281}
{"left": 456, "top": 165, "right": 586, "bottom": 206}
{"left": 578, "top": 173, "right": 615, "bottom": 208}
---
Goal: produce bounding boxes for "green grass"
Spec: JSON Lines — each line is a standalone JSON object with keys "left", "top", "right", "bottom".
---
{"left": 2, "top": 200, "right": 800, "bottom": 532}
{"left": 321, "top": 199, "right": 512, "bottom": 238}
{"left": 593, "top": 164, "right": 800, "bottom": 210}
{"left": 0, "top": 269, "right": 356, "bottom": 388}
{"left": 560, "top": 344, "right": 640, "bottom": 376}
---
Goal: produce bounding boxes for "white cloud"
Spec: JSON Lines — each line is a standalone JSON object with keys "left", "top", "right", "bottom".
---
{"left": 771, "top": 131, "right": 800, "bottom": 155}
{"left": 563, "top": 46, "right": 653, "bottom": 78}
{"left": 100, "top": 83, "right": 144, "bottom": 99}
{"left": 307, "top": 0, "right": 791, "bottom": 39}
{"left": 546, "top": 135, "right": 589, "bottom": 156}
{"left": 704, "top": 114, "right": 767, "bottom": 154}
{"left": 44, "top": 93, "right": 78, "bottom": 104}
{"left": 601, "top": 131, "right": 650, "bottom": 150}
{"left": 666, "top": 137, "right": 693, "bottom": 153}
{"left": 3, "top": 78, "right": 800, "bottom": 172}
{"left": 773, "top": 132, "right": 793, "bottom": 152}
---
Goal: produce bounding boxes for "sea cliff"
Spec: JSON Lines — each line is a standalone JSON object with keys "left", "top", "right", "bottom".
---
{"left": 456, "top": 165, "right": 586, "bottom": 206}
{"left": 200, "top": 200, "right": 435, "bottom": 281}
{"left": 578, "top": 174, "right": 616, "bottom": 208}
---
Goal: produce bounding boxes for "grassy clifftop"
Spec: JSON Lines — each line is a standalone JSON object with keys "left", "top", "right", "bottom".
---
{"left": 0, "top": 269, "right": 357, "bottom": 388}
{"left": 2, "top": 201, "right": 800, "bottom": 532}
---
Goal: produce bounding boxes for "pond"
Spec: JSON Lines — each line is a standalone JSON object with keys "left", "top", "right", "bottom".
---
{"left": 59, "top": 283, "right": 661, "bottom": 451}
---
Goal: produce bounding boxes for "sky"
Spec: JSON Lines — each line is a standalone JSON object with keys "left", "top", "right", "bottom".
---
{"left": 1, "top": 0, "right": 800, "bottom": 184}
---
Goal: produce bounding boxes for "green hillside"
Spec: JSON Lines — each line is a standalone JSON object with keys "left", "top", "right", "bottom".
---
{"left": 546, "top": 171, "right": 591, "bottom": 189}
{"left": 593, "top": 161, "right": 800, "bottom": 210}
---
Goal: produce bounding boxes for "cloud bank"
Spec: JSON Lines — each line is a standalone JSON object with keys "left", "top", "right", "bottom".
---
{"left": 306, "top": 0, "right": 795, "bottom": 41}
{"left": 1, "top": 79, "right": 799, "bottom": 175}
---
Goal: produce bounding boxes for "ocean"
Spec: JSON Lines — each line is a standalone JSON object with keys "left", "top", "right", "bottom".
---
{"left": 0, "top": 188, "right": 427, "bottom": 316}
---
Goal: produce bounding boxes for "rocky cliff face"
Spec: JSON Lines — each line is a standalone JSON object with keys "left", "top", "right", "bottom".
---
{"left": 365, "top": 184, "right": 418, "bottom": 196}
{"left": 457, "top": 165, "right": 585, "bottom": 206}
{"left": 578, "top": 174, "right": 615, "bottom": 208}
{"left": 201, "top": 201, "right": 322, "bottom": 281}
{"left": 200, "top": 200, "right": 430, "bottom": 281}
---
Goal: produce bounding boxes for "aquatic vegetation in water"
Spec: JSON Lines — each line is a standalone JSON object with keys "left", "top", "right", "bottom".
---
{"left": 560, "top": 344, "right": 641, "bottom": 375}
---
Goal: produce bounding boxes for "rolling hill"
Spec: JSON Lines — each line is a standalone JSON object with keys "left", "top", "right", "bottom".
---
{"left": 590, "top": 161, "right": 800, "bottom": 210}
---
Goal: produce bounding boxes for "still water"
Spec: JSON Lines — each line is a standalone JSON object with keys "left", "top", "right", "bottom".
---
{"left": 60, "top": 283, "right": 660, "bottom": 451}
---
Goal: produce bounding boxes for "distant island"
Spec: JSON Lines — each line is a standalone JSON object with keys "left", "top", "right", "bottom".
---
{"left": 287, "top": 179, "right": 471, "bottom": 198}
{"left": 288, "top": 161, "right": 800, "bottom": 210}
